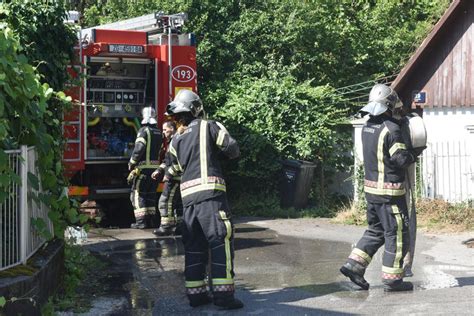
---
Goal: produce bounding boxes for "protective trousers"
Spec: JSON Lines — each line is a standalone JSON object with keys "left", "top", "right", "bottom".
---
{"left": 349, "top": 198, "right": 409, "bottom": 281}
{"left": 158, "top": 179, "right": 183, "bottom": 228}
{"left": 182, "top": 195, "right": 235, "bottom": 299}
{"left": 130, "top": 169, "right": 159, "bottom": 228}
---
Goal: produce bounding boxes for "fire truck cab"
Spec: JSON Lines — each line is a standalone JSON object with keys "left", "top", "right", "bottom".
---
{"left": 65, "top": 12, "right": 197, "bottom": 202}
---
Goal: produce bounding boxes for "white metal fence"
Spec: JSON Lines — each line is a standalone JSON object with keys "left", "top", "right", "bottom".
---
{"left": 422, "top": 140, "right": 474, "bottom": 202}
{"left": 1, "top": 146, "right": 53, "bottom": 271}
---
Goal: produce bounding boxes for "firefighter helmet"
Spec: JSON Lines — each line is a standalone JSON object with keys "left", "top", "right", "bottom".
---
{"left": 141, "top": 106, "right": 157, "bottom": 124}
{"left": 361, "top": 84, "right": 402, "bottom": 116}
{"left": 165, "top": 89, "right": 203, "bottom": 118}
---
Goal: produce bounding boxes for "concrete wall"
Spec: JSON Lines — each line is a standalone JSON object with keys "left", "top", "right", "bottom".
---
{"left": 422, "top": 107, "right": 474, "bottom": 201}
{"left": 350, "top": 117, "right": 368, "bottom": 201}
{"left": 423, "top": 107, "right": 474, "bottom": 142}
{"left": 327, "top": 118, "right": 367, "bottom": 199}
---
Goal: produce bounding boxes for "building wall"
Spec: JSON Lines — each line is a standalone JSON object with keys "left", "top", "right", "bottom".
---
{"left": 423, "top": 107, "right": 474, "bottom": 141}
{"left": 351, "top": 110, "right": 474, "bottom": 202}
{"left": 378, "top": 1, "right": 474, "bottom": 202}
{"left": 398, "top": 1, "right": 474, "bottom": 109}
{"left": 422, "top": 107, "right": 474, "bottom": 202}
{"left": 350, "top": 118, "right": 367, "bottom": 201}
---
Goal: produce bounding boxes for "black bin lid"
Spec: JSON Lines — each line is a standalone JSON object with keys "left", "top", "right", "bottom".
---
{"left": 281, "top": 159, "right": 316, "bottom": 168}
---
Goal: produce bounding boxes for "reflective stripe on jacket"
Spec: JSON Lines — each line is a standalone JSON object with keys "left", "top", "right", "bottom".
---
{"left": 362, "top": 115, "right": 415, "bottom": 203}
{"left": 129, "top": 125, "right": 162, "bottom": 169}
{"left": 168, "top": 119, "right": 240, "bottom": 206}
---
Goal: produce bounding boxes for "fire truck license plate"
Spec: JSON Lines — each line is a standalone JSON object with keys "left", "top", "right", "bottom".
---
{"left": 109, "top": 44, "right": 144, "bottom": 54}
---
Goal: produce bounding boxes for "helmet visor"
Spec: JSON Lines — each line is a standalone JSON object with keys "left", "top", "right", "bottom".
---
{"left": 360, "top": 101, "right": 388, "bottom": 116}
{"left": 141, "top": 117, "right": 157, "bottom": 124}
{"left": 165, "top": 100, "right": 191, "bottom": 116}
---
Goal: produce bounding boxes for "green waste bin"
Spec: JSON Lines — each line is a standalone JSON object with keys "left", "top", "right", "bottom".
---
{"left": 280, "top": 159, "right": 317, "bottom": 208}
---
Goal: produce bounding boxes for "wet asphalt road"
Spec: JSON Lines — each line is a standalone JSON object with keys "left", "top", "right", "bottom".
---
{"left": 76, "top": 218, "right": 474, "bottom": 316}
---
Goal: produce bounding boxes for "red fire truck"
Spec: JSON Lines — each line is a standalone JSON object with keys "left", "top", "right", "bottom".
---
{"left": 64, "top": 13, "right": 197, "bottom": 209}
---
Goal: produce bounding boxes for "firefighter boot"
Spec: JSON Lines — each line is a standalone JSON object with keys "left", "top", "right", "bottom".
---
{"left": 340, "top": 259, "right": 370, "bottom": 290}
{"left": 152, "top": 225, "right": 174, "bottom": 236}
{"left": 383, "top": 279, "right": 414, "bottom": 292}
{"left": 131, "top": 217, "right": 146, "bottom": 229}
{"left": 213, "top": 292, "right": 244, "bottom": 310}
{"left": 188, "top": 293, "right": 212, "bottom": 307}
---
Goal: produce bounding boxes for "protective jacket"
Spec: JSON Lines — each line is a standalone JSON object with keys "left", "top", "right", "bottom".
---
{"left": 157, "top": 138, "right": 180, "bottom": 181}
{"left": 168, "top": 119, "right": 240, "bottom": 206}
{"left": 345, "top": 114, "right": 415, "bottom": 283}
{"left": 157, "top": 135, "right": 183, "bottom": 228}
{"left": 129, "top": 125, "right": 162, "bottom": 228}
{"left": 129, "top": 125, "right": 162, "bottom": 170}
{"left": 168, "top": 118, "right": 240, "bottom": 301}
{"left": 362, "top": 115, "right": 415, "bottom": 203}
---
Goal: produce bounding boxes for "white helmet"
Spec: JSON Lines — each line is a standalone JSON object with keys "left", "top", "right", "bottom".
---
{"left": 141, "top": 106, "right": 157, "bottom": 124}
{"left": 361, "top": 84, "right": 403, "bottom": 116}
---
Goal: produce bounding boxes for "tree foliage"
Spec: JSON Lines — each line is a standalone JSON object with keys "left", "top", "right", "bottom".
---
{"left": 5, "top": 1, "right": 77, "bottom": 90}
{"left": 215, "top": 70, "right": 350, "bottom": 194}
{"left": 72, "top": 0, "right": 449, "bottom": 207}
{"left": 0, "top": 1, "right": 80, "bottom": 236}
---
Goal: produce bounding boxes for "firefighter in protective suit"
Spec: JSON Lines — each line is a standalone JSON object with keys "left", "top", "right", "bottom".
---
{"left": 128, "top": 106, "right": 162, "bottom": 229}
{"left": 340, "top": 84, "right": 425, "bottom": 292}
{"left": 166, "top": 89, "right": 243, "bottom": 309}
{"left": 151, "top": 121, "right": 183, "bottom": 236}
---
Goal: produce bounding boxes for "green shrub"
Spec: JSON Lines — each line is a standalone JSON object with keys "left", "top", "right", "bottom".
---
{"left": 74, "top": 0, "right": 450, "bottom": 214}
{"left": 41, "top": 244, "right": 104, "bottom": 314}
{"left": 0, "top": 1, "right": 81, "bottom": 237}
{"left": 217, "top": 71, "right": 351, "bottom": 202}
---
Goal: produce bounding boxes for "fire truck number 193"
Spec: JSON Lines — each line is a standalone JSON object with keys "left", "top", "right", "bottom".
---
{"left": 172, "top": 65, "right": 195, "bottom": 83}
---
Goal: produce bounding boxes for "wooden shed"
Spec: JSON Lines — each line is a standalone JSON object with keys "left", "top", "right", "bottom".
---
{"left": 392, "top": 0, "right": 474, "bottom": 202}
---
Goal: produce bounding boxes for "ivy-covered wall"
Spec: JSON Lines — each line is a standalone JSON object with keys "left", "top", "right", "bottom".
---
{"left": 0, "top": 1, "right": 85, "bottom": 237}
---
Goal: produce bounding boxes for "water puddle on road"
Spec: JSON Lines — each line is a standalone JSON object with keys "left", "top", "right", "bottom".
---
{"left": 233, "top": 224, "right": 358, "bottom": 298}
{"left": 82, "top": 237, "right": 185, "bottom": 315}
{"left": 81, "top": 225, "right": 360, "bottom": 314}
{"left": 78, "top": 223, "right": 469, "bottom": 314}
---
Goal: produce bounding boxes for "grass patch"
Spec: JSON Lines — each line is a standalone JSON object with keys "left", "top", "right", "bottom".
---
{"left": 416, "top": 198, "right": 474, "bottom": 232}
{"left": 332, "top": 201, "right": 367, "bottom": 226}
{"left": 0, "top": 264, "right": 38, "bottom": 278}
{"left": 333, "top": 197, "right": 474, "bottom": 232}
{"left": 231, "top": 192, "right": 341, "bottom": 219}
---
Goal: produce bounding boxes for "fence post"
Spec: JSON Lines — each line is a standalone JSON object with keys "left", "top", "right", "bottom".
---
{"left": 20, "top": 145, "right": 28, "bottom": 264}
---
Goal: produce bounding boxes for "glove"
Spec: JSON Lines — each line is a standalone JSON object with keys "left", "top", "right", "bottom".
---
{"left": 411, "top": 146, "right": 426, "bottom": 158}
{"left": 126, "top": 171, "right": 134, "bottom": 184}
{"left": 127, "top": 169, "right": 140, "bottom": 184}
{"left": 216, "top": 121, "right": 229, "bottom": 134}
{"left": 151, "top": 169, "right": 163, "bottom": 180}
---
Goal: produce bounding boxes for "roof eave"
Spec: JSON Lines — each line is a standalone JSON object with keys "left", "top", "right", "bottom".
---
{"left": 391, "top": 0, "right": 463, "bottom": 92}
